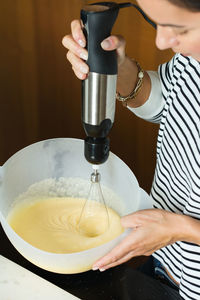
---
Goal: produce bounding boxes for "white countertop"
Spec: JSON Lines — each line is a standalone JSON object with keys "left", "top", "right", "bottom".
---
{"left": 0, "top": 255, "right": 80, "bottom": 300}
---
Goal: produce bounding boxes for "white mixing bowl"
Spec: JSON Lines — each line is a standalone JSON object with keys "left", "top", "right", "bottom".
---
{"left": 0, "top": 138, "right": 149, "bottom": 274}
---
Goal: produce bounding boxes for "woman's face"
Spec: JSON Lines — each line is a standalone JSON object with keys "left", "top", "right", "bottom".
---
{"left": 137, "top": 0, "right": 200, "bottom": 61}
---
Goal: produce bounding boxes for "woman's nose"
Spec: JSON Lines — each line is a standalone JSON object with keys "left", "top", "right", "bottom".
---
{"left": 155, "top": 25, "right": 179, "bottom": 50}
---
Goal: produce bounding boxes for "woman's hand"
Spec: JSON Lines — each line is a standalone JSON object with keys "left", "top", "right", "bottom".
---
{"left": 93, "top": 209, "right": 183, "bottom": 271}
{"left": 62, "top": 19, "right": 126, "bottom": 80}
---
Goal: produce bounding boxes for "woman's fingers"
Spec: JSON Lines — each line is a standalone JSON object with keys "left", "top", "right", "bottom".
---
{"left": 71, "top": 19, "right": 86, "bottom": 47}
{"left": 67, "top": 51, "right": 89, "bottom": 79}
{"left": 101, "top": 35, "right": 126, "bottom": 65}
{"left": 92, "top": 209, "right": 176, "bottom": 272}
{"left": 62, "top": 35, "right": 88, "bottom": 61}
{"left": 93, "top": 230, "right": 136, "bottom": 270}
{"left": 95, "top": 251, "right": 137, "bottom": 271}
{"left": 62, "top": 20, "right": 127, "bottom": 79}
{"left": 72, "top": 66, "right": 87, "bottom": 80}
{"left": 121, "top": 213, "right": 142, "bottom": 228}
{"left": 62, "top": 19, "right": 88, "bottom": 79}
{"left": 101, "top": 35, "right": 125, "bottom": 51}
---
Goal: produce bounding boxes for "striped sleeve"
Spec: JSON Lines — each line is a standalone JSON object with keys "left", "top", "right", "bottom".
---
{"left": 151, "top": 54, "right": 200, "bottom": 300}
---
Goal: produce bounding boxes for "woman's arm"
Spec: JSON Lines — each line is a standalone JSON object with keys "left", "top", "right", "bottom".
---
{"left": 92, "top": 209, "right": 200, "bottom": 271}
{"left": 116, "top": 55, "right": 151, "bottom": 108}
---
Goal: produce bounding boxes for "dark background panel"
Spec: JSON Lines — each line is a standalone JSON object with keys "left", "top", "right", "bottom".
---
{"left": 0, "top": 0, "right": 172, "bottom": 192}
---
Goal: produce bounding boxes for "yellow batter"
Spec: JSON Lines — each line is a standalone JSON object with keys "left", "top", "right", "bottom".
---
{"left": 7, "top": 197, "right": 124, "bottom": 254}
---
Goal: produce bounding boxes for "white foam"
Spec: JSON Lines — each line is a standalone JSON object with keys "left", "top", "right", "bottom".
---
{"left": 12, "top": 177, "right": 125, "bottom": 215}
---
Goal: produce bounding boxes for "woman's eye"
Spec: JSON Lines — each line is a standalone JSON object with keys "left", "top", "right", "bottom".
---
{"left": 178, "top": 30, "right": 188, "bottom": 35}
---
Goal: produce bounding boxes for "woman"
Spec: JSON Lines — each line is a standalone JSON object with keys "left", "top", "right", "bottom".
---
{"left": 62, "top": 0, "right": 200, "bottom": 299}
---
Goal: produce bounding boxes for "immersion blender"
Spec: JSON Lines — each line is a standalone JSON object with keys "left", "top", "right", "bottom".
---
{"left": 79, "top": 2, "right": 120, "bottom": 234}
{"left": 81, "top": 2, "right": 119, "bottom": 166}
{"left": 81, "top": 2, "right": 156, "bottom": 166}
{"left": 79, "top": 2, "right": 156, "bottom": 234}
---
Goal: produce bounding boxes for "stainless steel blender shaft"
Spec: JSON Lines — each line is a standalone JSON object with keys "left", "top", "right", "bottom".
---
{"left": 82, "top": 72, "right": 117, "bottom": 126}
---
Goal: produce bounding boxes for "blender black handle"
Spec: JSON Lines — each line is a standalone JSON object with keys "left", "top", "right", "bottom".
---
{"left": 81, "top": 2, "right": 119, "bottom": 75}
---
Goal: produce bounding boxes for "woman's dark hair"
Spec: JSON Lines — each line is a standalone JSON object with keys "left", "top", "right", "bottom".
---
{"left": 167, "top": 0, "right": 200, "bottom": 12}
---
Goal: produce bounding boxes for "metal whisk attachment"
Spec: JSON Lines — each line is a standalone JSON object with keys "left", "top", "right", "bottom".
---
{"left": 78, "top": 166, "right": 110, "bottom": 237}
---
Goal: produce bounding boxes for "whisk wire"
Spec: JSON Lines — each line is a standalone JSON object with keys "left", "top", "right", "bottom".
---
{"left": 78, "top": 168, "right": 110, "bottom": 237}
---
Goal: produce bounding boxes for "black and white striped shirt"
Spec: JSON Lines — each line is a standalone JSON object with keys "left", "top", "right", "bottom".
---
{"left": 130, "top": 53, "right": 200, "bottom": 299}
